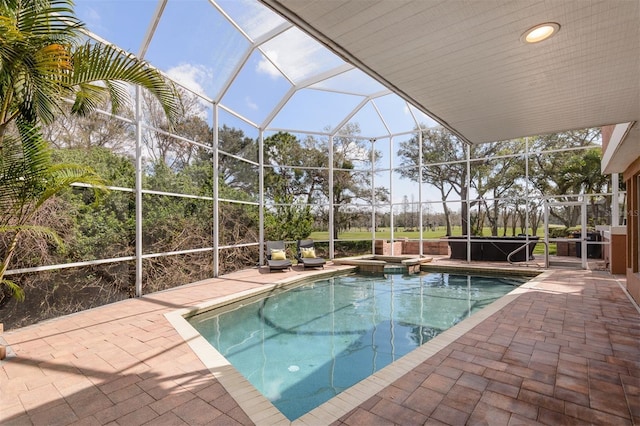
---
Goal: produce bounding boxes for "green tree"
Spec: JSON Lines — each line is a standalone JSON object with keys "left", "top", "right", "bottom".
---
{"left": 263, "top": 131, "right": 314, "bottom": 241}
{"left": 0, "top": 0, "right": 179, "bottom": 303}
{"left": 0, "top": 126, "right": 107, "bottom": 303}
{"left": 326, "top": 124, "right": 386, "bottom": 239}
{"left": 396, "top": 127, "right": 468, "bottom": 235}
{"left": 50, "top": 147, "right": 136, "bottom": 261}
{"left": 558, "top": 147, "right": 609, "bottom": 226}
{"left": 218, "top": 125, "right": 258, "bottom": 194}
{"left": 528, "top": 128, "right": 604, "bottom": 227}
{"left": 470, "top": 140, "right": 525, "bottom": 236}
{"left": 264, "top": 131, "right": 309, "bottom": 200}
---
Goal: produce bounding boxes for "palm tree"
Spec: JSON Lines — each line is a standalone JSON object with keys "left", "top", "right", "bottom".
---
{"left": 0, "top": 0, "right": 180, "bottom": 303}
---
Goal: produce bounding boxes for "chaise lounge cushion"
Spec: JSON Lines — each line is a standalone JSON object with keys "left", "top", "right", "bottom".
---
{"left": 271, "top": 249, "right": 286, "bottom": 260}
{"left": 297, "top": 239, "right": 326, "bottom": 269}
{"left": 301, "top": 247, "right": 316, "bottom": 258}
{"left": 265, "top": 241, "right": 292, "bottom": 271}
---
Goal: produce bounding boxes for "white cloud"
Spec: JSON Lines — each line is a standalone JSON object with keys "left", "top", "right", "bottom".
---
{"left": 166, "top": 64, "right": 214, "bottom": 119}
{"left": 265, "top": 31, "right": 319, "bottom": 81}
{"left": 256, "top": 53, "right": 281, "bottom": 79}
{"left": 258, "top": 27, "right": 340, "bottom": 82}
{"left": 166, "top": 63, "right": 211, "bottom": 96}
{"left": 245, "top": 96, "right": 258, "bottom": 110}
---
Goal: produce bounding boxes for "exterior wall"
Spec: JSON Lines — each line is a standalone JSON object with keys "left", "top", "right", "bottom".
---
{"left": 602, "top": 230, "right": 626, "bottom": 275}
{"left": 556, "top": 241, "right": 578, "bottom": 257}
{"left": 623, "top": 160, "right": 640, "bottom": 304}
{"left": 626, "top": 270, "right": 640, "bottom": 303}
{"left": 374, "top": 240, "right": 449, "bottom": 256}
{"left": 402, "top": 240, "right": 450, "bottom": 255}
{"left": 374, "top": 240, "right": 404, "bottom": 255}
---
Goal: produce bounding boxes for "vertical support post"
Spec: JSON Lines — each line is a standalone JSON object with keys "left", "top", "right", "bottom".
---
{"left": 525, "top": 137, "right": 530, "bottom": 239}
{"left": 581, "top": 198, "right": 588, "bottom": 269}
{"left": 212, "top": 105, "right": 219, "bottom": 277}
{"left": 370, "top": 139, "right": 376, "bottom": 254}
{"left": 328, "top": 134, "right": 334, "bottom": 259}
{"left": 609, "top": 173, "right": 620, "bottom": 269}
{"left": 389, "top": 137, "right": 394, "bottom": 255}
{"left": 418, "top": 130, "right": 423, "bottom": 257}
{"left": 259, "top": 130, "right": 265, "bottom": 266}
{"left": 524, "top": 137, "right": 532, "bottom": 264}
{"left": 543, "top": 199, "right": 550, "bottom": 268}
{"left": 134, "top": 86, "right": 143, "bottom": 297}
{"left": 465, "top": 144, "right": 471, "bottom": 262}
{"left": 612, "top": 173, "right": 620, "bottom": 226}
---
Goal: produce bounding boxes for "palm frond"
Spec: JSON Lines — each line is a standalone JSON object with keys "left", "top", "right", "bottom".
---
{"left": 0, "top": 0, "right": 20, "bottom": 11}
{"left": 1, "top": 279, "right": 25, "bottom": 302}
{"left": 0, "top": 124, "right": 50, "bottom": 220}
{"left": 0, "top": 0, "right": 179, "bottom": 304}
{"left": 15, "top": 0, "right": 82, "bottom": 39}
{"left": 37, "top": 162, "right": 108, "bottom": 208}
{"left": 1, "top": 0, "right": 83, "bottom": 126}
{"left": 14, "top": 48, "right": 67, "bottom": 124}
{"left": 0, "top": 223, "right": 64, "bottom": 250}
{"left": 69, "top": 42, "right": 180, "bottom": 126}
{"left": 71, "top": 81, "right": 110, "bottom": 115}
{"left": 104, "top": 80, "right": 129, "bottom": 113}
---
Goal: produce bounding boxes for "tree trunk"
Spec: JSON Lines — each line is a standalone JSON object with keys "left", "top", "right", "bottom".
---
{"left": 442, "top": 201, "right": 452, "bottom": 236}
{"left": 333, "top": 205, "right": 340, "bottom": 240}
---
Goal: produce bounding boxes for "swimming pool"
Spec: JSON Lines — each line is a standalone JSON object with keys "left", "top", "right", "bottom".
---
{"left": 187, "top": 272, "right": 528, "bottom": 421}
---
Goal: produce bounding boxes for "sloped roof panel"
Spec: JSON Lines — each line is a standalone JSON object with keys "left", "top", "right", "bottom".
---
{"left": 221, "top": 50, "right": 292, "bottom": 125}
{"left": 144, "top": 0, "right": 251, "bottom": 101}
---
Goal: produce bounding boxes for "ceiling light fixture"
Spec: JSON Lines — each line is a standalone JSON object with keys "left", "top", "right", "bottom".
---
{"left": 521, "top": 22, "right": 560, "bottom": 43}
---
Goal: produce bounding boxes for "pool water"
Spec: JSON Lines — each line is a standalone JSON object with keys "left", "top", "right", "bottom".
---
{"left": 188, "top": 272, "right": 527, "bottom": 420}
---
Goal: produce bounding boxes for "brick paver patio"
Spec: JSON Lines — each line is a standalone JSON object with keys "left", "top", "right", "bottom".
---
{"left": 1, "top": 262, "right": 638, "bottom": 425}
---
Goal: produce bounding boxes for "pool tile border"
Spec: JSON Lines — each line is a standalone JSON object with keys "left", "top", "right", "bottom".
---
{"left": 165, "top": 268, "right": 550, "bottom": 425}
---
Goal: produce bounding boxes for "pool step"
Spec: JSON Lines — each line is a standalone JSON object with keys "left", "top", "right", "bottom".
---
{"left": 383, "top": 264, "right": 407, "bottom": 274}
{"left": 333, "top": 255, "right": 431, "bottom": 275}
{"left": 549, "top": 260, "right": 582, "bottom": 269}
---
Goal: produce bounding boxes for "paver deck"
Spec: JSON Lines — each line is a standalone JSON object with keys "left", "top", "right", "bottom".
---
{"left": 1, "top": 261, "right": 638, "bottom": 425}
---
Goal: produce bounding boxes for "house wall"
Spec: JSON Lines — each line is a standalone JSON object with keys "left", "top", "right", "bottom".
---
{"left": 556, "top": 241, "right": 578, "bottom": 257}
{"left": 374, "top": 240, "right": 449, "bottom": 256}
{"left": 402, "top": 240, "right": 450, "bottom": 255}
{"left": 602, "top": 230, "right": 627, "bottom": 275}
{"left": 374, "top": 240, "right": 404, "bottom": 255}
{"left": 623, "top": 158, "right": 640, "bottom": 304}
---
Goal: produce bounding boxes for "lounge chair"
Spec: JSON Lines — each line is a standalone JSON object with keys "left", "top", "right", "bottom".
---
{"left": 265, "top": 241, "right": 292, "bottom": 272}
{"left": 296, "top": 239, "right": 326, "bottom": 269}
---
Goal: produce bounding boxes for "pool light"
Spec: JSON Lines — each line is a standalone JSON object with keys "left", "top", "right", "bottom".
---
{"left": 521, "top": 22, "right": 560, "bottom": 43}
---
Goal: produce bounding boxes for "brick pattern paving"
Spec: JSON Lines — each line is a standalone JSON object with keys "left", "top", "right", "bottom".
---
{"left": 1, "top": 266, "right": 638, "bottom": 425}
{"left": 0, "top": 267, "right": 295, "bottom": 426}
{"left": 333, "top": 270, "right": 640, "bottom": 425}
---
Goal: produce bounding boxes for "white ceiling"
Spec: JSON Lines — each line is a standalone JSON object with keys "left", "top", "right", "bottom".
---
{"left": 259, "top": 0, "right": 639, "bottom": 145}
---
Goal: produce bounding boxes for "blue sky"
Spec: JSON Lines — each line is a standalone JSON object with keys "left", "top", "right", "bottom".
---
{"left": 75, "top": 0, "right": 438, "bottom": 133}
{"left": 75, "top": 0, "right": 443, "bottom": 207}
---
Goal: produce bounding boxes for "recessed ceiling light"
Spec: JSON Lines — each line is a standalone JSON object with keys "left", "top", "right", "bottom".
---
{"left": 521, "top": 22, "right": 560, "bottom": 43}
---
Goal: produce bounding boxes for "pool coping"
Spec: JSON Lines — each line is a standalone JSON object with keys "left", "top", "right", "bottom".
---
{"left": 165, "top": 267, "right": 552, "bottom": 426}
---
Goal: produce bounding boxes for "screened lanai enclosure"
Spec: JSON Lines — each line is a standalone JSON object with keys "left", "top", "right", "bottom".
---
{"left": 1, "top": 0, "right": 636, "bottom": 330}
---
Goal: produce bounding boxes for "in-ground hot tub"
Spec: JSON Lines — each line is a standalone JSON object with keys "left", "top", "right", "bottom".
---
{"left": 332, "top": 254, "right": 432, "bottom": 274}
